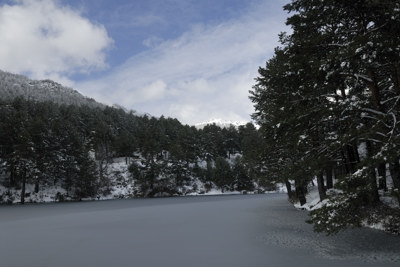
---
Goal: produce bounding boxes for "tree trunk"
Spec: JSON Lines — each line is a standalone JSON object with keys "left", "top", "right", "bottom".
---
{"left": 366, "top": 141, "right": 380, "bottom": 205}
{"left": 285, "top": 179, "right": 294, "bottom": 201}
{"left": 366, "top": 68, "right": 383, "bottom": 111}
{"left": 316, "top": 172, "right": 326, "bottom": 200}
{"left": 368, "top": 167, "right": 380, "bottom": 205}
{"left": 295, "top": 179, "right": 307, "bottom": 206}
{"left": 340, "top": 148, "right": 350, "bottom": 175}
{"left": 345, "top": 144, "right": 359, "bottom": 173}
{"left": 340, "top": 85, "right": 347, "bottom": 99}
{"left": 20, "top": 170, "right": 26, "bottom": 205}
{"left": 326, "top": 166, "right": 333, "bottom": 189}
{"left": 34, "top": 179, "right": 39, "bottom": 194}
{"left": 9, "top": 164, "right": 16, "bottom": 187}
{"left": 389, "top": 158, "right": 400, "bottom": 205}
{"left": 377, "top": 163, "right": 387, "bottom": 191}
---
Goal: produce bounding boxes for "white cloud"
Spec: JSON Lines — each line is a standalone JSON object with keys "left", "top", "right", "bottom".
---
{"left": 137, "top": 80, "right": 167, "bottom": 102}
{"left": 78, "top": 1, "right": 288, "bottom": 125}
{"left": 0, "top": 0, "right": 113, "bottom": 81}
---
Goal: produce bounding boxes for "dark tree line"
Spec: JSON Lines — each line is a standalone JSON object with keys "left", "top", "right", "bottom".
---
{"left": 250, "top": 0, "right": 400, "bottom": 234}
{"left": 0, "top": 97, "right": 267, "bottom": 203}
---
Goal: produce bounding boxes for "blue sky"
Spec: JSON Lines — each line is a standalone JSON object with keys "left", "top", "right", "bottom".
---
{"left": 0, "top": 0, "right": 289, "bottom": 125}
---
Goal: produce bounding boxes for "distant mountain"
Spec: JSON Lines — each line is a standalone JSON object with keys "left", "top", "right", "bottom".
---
{"left": 0, "top": 69, "right": 105, "bottom": 108}
{"left": 194, "top": 118, "right": 248, "bottom": 129}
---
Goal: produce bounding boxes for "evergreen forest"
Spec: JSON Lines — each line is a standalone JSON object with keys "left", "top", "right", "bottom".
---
{"left": 250, "top": 0, "right": 400, "bottom": 234}
{"left": 0, "top": 97, "right": 268, "bottom": 204}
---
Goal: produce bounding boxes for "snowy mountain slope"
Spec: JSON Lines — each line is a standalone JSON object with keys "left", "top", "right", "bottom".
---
{"left": 0, "top": 69, "right": 105, "bottom": 108}
{"left": 194, "top": 118, "right": 248, "bottom": 129}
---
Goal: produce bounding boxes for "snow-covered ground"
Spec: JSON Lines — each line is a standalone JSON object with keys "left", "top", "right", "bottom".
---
{"left": 0, "top": 157, "right": 283, "bottom": 204}
{"left": 293, "top": 181, "right": 398, "bottom": 232}
{"left": 293, "top": 184, "right": 322, "bottom": 211}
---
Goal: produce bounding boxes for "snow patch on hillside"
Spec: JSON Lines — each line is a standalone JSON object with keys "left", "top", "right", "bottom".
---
{"left": 0, "top": 157, "right": 280, "bottom": 204}
{"left": 194, "top": 118, "right": 249, "bottom": 129}
{"left": 0, "top": 69, "right": 105, "bottom": 108}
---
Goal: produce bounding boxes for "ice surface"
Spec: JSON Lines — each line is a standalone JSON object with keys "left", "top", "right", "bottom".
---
{"left": 0, "top": 194, "right": 399, "bottom": 267}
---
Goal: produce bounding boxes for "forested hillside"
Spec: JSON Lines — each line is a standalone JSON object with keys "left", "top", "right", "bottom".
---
{"left": 250, "top": 0, "right": 400, "bottom": 234}
{"left": 0, "top": 95, "right": 269, "bottom": 204}
{"left": 0, "top": 70, "right": 104, "bottom": 108}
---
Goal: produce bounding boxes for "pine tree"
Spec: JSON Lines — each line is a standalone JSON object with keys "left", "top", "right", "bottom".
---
{"left": 251, "top": 0, "right": 400, "bottom": 233}
{"left": 214, "top": 157, "right": 233, "bottom": 192}
{"left": 232, "top": 157, "right": 254, "bottom": 191}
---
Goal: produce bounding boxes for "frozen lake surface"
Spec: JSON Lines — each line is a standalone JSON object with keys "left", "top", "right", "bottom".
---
{"left": 1, "top": 194, "right": 399, "bottom": 266}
